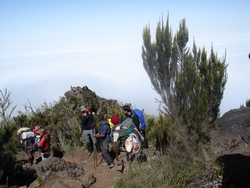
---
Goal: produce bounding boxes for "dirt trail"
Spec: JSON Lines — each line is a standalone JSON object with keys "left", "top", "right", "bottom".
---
{"left": 16, "top": 146, "right": 155, "bottom": 188}
{"left": 63, "top": 149, "right": 123, "bottom": 188}
{"left": 17, "top": 149, "right": 124, "bottom": 188}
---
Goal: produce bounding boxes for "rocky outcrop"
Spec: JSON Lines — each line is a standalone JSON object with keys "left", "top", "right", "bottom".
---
{"left": 36, "top": 157, "right": 96, "bottom": 188}
{"left": 64, "top": 85, "right": 100, "bottom": 113}
{"left": 64, "top": 85, "right": 119, "bottom": 114}
{"left": 208, "top": 107, "right": 250, "bottom": 156}
{"left": 208, "top": 107, "right": 250, "bottom": 188}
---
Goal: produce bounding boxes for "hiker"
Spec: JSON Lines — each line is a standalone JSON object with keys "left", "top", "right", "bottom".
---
{"left": 20, "top": 130, "right": 35, "bottom": 165}
{"left": 93, "top": 114, "right": 115, "bottom": 168}
{"left": 122, "top": 105, "right": 140, "bottom": 130}
{"left": 79, "top": 105, "right": 101, "bottom": 156}
{"left": 38, "top": 129, "right": 51, "bottom": 161}
{"left": 110, "top": 115, "right": 128, "bottom": 162}
{"left": 123, "top": 105, "right": 147, "bottom": 148}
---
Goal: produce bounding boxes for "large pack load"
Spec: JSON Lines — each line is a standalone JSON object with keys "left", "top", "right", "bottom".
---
{"left": 17, "top": 127, "right": 33, "bottom": 146}
{"left": 17, "top": 127, "right": 31, "bottom": 136}
{"left": 116, "top": 118, "right": 144, "bottom": 153}
{"left": 19, "top": 130, "right": 35, "bottom": 146}
{"left": 120, "top": 118, "right": 136, "bottom": 135}
{"left": 120, "top": 118, "right": 144, "bottom": 142}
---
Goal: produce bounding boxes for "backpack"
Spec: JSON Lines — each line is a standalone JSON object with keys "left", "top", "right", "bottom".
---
{"left": 17, "top": 127, "right": 31, "bottom": 136}
{"left": 133, "top": 109, "right": 146, "bottom": 131}
{"left": 31, "top": 129, "right": 44, "bottom": 152}
{"left": 20, "top": 131, "right": 35, "bottom": 147}
{"left": 108, "top": 118, "right": 114, "bottom": 129}
{"left": 120, "top": 118, "right": 136, "bottom": 135}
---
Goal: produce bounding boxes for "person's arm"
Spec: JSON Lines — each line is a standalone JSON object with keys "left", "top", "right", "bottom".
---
{"left": 112, "top": 131, "right": 120, "bottom": 161}
{"left": 115, "top": 142, "right": 119, "bottom": 161}
{"left": 132, "top": 114, "right": 140, "bottom": 130}
{"left": 93, "top": 133, "right": 105, "bottom": 138}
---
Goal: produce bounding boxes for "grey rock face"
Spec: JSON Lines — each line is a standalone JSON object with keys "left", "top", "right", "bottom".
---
{"left": 36, "top": 157, "right": 96, "bottom": 188}
{"left": 36, "top": 157, "right": 85, "bottom": 178}
{"left": 209, "top": 107, "right": 250, "bottom": 156}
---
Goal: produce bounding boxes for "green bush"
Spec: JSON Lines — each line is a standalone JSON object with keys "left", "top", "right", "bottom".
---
{"left": 114, "top": 144, "right": 209, "bottom": 188}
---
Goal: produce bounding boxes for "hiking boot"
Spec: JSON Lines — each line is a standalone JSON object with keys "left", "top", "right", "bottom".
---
{"left": 109, "top": 163, "right": 115, "bottom": 168}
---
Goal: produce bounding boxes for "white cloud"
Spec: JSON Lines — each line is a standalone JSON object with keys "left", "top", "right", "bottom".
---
{"left": 1, "top": 1, "right": 249, "bottom": 118}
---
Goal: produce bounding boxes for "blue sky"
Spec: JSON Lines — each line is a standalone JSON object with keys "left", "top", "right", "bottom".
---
{"left": 0, "top": 1, "right": 249, "bottom": 117}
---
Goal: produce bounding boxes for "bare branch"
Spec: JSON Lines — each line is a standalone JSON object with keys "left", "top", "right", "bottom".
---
{"left": 24, "top": 98, "right": 37, "bottom": 116}
{"left": 0, "top": 88, "right": 17, "bottom": 128}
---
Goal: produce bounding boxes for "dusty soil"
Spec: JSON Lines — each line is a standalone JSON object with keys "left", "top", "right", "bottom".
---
{"left": 62, "top": 149, "right": 123, "bottom": 188}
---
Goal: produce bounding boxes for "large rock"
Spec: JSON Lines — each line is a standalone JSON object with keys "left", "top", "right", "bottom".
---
{"left": 36, "top": 157, "right": 96, "bottom": 188}
{"left": 209, "top": 107, "right": 250, "bottom": 156}
{"left": 204, "top": 107, "right": 250, "bottom": 187}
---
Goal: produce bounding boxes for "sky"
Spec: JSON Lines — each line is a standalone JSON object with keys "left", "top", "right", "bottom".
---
{"left": 0, "top": 1, "right": 249, "bottom": 117}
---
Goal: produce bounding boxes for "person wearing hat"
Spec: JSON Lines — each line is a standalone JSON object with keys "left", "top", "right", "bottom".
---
{"left": 111, "top": 115, "right": 128, "bottom": 162}
{"left": 93, "top": 114, "right": 115, "bottom": 168}
{"left": 79, "top": 105, "right": 101, "bottom": 156}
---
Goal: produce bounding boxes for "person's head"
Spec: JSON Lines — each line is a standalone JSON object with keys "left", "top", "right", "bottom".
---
{"left": 44, "top": 129, "right": 51, "bottom": 137}
{"left": 98, "top": 114, "right": 105, "bottom": 121}
{"left": 80, "top": 105, "right": 86, "bottom": 113}
{"left": 123, "top": 105, "right": 132, "bottom": 116}
{"left": 111, "top": 115, "right": 120, "bottom": 125}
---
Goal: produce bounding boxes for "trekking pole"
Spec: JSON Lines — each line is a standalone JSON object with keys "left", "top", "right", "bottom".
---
{"left": 94, "top": 140, "right": 103, "bottom": 168}
{"left": 94, "top": 148, "right": 97, "bottom": 169}
{"left": 93, "top": 128, "right": 97, "bottom": 169}
{"left": 97, "top": 153, "right": 103, "bottom": 167}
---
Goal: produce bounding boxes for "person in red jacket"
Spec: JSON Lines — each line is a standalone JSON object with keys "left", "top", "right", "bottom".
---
{"left": 38, "top": 129, "right": 51, "bottom": 161}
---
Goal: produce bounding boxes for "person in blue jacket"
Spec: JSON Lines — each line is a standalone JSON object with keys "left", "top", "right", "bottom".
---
{"left": 93, "top": 114, "right": 115, "bottom": 168}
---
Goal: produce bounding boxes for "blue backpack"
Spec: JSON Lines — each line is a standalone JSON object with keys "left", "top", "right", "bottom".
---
{"left": 133, "top": 109, "right": 146, "bottom": 131}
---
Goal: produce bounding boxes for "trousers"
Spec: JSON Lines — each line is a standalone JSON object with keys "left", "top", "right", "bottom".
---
{"left": 83, "top": 129, "right": 101, "bottom": 152}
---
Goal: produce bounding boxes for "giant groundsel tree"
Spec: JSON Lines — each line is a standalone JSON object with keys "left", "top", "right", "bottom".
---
{"left": 142, "top": 15, "right": 227, "bottom": 134}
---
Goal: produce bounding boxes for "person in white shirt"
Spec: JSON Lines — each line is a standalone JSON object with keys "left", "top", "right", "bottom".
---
{"left": 111, "top": 115, "right": 128, "bottom": 162}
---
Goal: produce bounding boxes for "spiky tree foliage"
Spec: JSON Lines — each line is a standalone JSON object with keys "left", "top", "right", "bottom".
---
{"left": 246, "top": 99, "right": 250, "bottom": 107}
{"left": 142, "top": 15, "right": 227, "bottom": 135}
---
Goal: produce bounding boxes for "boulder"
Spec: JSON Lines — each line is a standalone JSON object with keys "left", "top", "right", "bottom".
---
{"left": 205, "top": 107, "right": 250, "bottom": 187}
{"left": 208, "top": 107, "right": 250, "bottom": 156}
{"left": 36, "top": 157, "right": 96, "bottom": 188}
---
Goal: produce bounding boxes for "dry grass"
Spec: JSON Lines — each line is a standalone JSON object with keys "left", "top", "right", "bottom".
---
{"left": 114, "top": 140, "right": 222, "bottom": 188}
